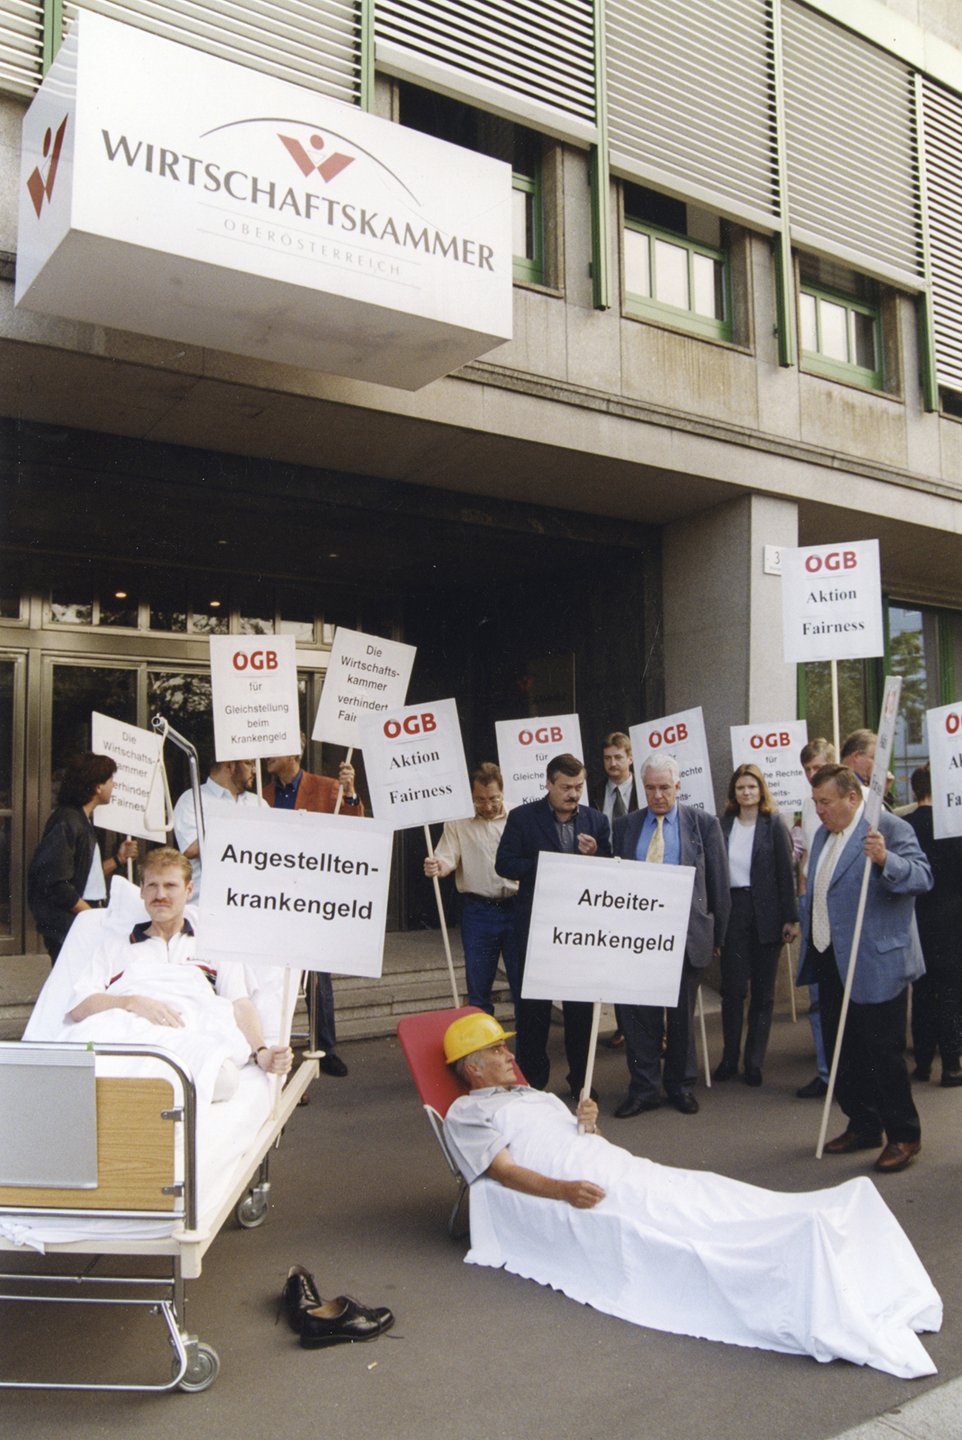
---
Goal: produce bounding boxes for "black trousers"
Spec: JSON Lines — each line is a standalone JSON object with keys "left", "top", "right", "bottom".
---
{"left": 719, "top": 889, "right": 781, "bottom": 1072}
{"left": 516, "top": 996, "right": 593, "bottom": 1094}
{"left": 813, "top": 944, "right": 920, "bottom": 1144}
{"left": 911, "top": 968, "right": 962, "bottom": 1074}
{"left": 619, "top": 962, "right": 698, "bottom": 1101}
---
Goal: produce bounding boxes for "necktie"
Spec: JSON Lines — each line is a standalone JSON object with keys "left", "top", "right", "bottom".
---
{"left": 811, "top": 833, "right": 838, "bottom": 953}
{"left": 646, "top": 815, "right": 665, "bottom": 864}
{"left": 612, "top": 787, "right": 627, "bottom": 820}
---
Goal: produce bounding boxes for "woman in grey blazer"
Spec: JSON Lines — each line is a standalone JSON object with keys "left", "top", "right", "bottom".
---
{"left": 715, "top": 764, "right": 798, "bottom": 1086}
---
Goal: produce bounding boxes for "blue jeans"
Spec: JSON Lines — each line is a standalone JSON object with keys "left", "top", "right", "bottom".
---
{"left": 460, "top": 895, "right": 521, "bottom": 1014}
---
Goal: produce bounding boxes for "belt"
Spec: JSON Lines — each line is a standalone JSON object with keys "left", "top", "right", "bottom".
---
{"left": 462, "top": 893, "right": 516, "bottom": 908}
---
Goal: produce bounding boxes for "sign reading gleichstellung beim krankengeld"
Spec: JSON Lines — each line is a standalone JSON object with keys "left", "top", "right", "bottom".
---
{"left": 16, "top": 11, "right": 513, "bottom": 391}
{"left": 199, "top": 810, "right": 393, "bottom": 975}
{"left": 780, "top": 540, "right": 884, "bottom": 663}
{"left": 209, "top": 634, "right": 301, "bottom": 761}
{"left": 523, "top": 853, "right": 694, "bottom": 1006}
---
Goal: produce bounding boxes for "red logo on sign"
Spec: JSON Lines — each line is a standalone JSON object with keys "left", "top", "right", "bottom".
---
{"left": 278, "top": 132, "right": 354, "bottom": 183}
{"left": 26, "top": 116, "right": 68, "bottom": 218}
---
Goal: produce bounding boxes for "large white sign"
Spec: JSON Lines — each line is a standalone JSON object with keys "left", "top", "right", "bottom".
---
{"left": 313, "top": 628, "right": 415, "bottom": 750}
{"left": 209, "top": 634, "right": 301, "bottom": 761}
{"left": 198, "top": 810, "right": 393, "bottom": 974}
{"left": 781, "top": 540, "right": 884, "bottom": 663}
{"left": 630, "top": 709, "right": 714, "bottom": 813}
{"left": 496, "top": 714, "right": 584, "bottom": 811}
{"left": 523, "top": 853, "right": 694, "bottom": 1005}
{"left": 928, "top": 701, "right": 962, "bottom": 840}
{"left": 864, "top": 675, "right": 902, "bottom": 830}
{"left": 358, "top": 698, "right": 472, "bottom": 829}
{"left": 90, "top": 712, "right": 166, "bottom": 842}
{"left": 16, "top": 11, "right": 513, "bottom": 390}
{"left": 730, "top": 721, "right": 809, "bottom": 816}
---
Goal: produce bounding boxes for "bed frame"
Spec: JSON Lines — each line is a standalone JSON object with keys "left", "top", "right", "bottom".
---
{"left": 0, "top": 1040, "right": 315, "bottom": 1392}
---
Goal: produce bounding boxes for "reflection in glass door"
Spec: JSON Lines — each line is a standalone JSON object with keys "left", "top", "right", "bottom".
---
{"left": 0, "top": 656, "right": 24, "bottom": 949}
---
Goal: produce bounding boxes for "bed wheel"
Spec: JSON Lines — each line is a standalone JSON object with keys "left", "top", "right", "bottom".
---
{"left": 176, "top": 1341, "right": 220, "bottom": 1392}
{"left": 236, "top": 1187, "right": 269, "bottom": 1228}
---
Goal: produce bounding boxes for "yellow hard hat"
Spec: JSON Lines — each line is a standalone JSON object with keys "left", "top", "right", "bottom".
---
{"left": 443, "top": 1013, "right": 515, "bottom": 1065}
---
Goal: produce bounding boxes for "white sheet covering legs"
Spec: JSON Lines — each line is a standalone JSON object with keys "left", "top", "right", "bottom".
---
{"left": 463, "top": 1094, "right": 941, "bottom": 1378}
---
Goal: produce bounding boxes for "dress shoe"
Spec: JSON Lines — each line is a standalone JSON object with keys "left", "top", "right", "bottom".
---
{"left": 912, "top": 1066, "right": 931, "bottom": 1082}
{"left": 823, "top": 1129, "right": 883, "bottom": 1155}
{"left": 667, "top": 1090, "right": 699, "bottom": 1115}
{"left": 282, "top": 1264, "right": 324, "bottom": 1333}
{"left": 614, "top": 1094, "right": 660, "bottom": 1118}
{"left": 712, "top": 1059, "right": 737, "bottom": 1082}
{"left": 742, "top": 1068, "right": 762, "bottom": 1087}
{"left": 300, "top": 1296, "right": 395, "bottom": 1349}
{"left": 319, "top": 1053, "right": 348, "bottom": 1078}
{"left": 796, "top": 1076, "right": 828, "bottom": 1099}
{"left": 940, "top": 1071, "right": 962, "bottom": 1087}
{"left": 874, "top": 1139, "right": 921, "bottom": 1173}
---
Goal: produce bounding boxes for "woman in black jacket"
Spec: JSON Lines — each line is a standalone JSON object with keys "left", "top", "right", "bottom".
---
{"left": 27, "top": 752, "right": 137, "bottom": 961}
{"left": 714, "top": 764, "right": 798, "bottom": 1086}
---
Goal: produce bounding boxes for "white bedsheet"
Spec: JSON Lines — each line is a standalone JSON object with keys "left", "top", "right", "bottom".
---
{"left": 463, "top": 1093, "right": 942, "bottom": 1379}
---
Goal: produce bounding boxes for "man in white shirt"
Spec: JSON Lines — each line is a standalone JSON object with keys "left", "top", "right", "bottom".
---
{"left": 424, "top": 763, "right": 520, "bottom": 1014}
{"left": 172, "top": 757, "right": 266, "bottom": 900}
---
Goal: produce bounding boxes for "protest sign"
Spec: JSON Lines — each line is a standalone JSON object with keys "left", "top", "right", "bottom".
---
{"left": 522, "top": 852, "right": 694, "bottom": 1005}
{"left": 312, "top": 627, "right": 416, "bottom": 748}
{"left": 781, "top": 540, "right": 884, "bottom": 663}
{"left": 91, "top": 712, "right": 166, "bottom": 842}
{"left": 630, "top": 708, "right": 714, "bottom": 812}
{"left": 729, "top": 721, "right": 808, "bottom": 815}
{"left": 864, "top": 674, "right": 902, "bottom": 829}
{"left": 358, "top": 697, "right": 472, "bottom": 828}
{"left": 928, "top": 701, "right": 962, "bottom": 840}
{"left": 496, "top": 714, "right": 584, "bottom": 810}
{"left": 198, "top": 810, "right": 393, "bottom": 974}
{"left": 209, "top": 634, "right": 301, "bottom": 760}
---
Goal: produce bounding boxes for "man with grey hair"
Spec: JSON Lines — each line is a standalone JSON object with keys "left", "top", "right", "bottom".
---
{"left": 610, "top": 751, "right": 730, "bottom": 1117}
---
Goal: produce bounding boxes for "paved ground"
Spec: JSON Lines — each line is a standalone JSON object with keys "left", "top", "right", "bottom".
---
{"left": 2, "top": 1002, "right": 960, "bottom": 1439}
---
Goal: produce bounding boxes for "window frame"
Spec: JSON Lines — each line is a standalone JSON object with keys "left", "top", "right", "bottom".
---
{"left": 798, "top": 281, "right": 884, "bottom": 390}
{"left": 511, "top": 165, "right": 544, "bottom": 286}
{"left": 622, "top": 215, "right": 733, "bottom": 342}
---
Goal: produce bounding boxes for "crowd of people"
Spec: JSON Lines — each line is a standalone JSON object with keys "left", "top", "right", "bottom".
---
{"left": 27, "top": 720, "right": 953, "bottom": 1173}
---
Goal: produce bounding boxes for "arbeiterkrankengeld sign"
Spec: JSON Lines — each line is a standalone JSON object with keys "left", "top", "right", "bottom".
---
{"left": 16, "top": 11, "right": 513, "bottom": 390}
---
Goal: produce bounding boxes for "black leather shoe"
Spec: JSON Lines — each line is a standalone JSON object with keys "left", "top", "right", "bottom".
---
{"left": 824, "top": 1129, "right": 884, "bottom": 1154}
{"left": 743, "top": 1068, "right": 763, "bottom": 1087}
{"left": 796, "top": 1076, "right": 828, "bottom": 1099}
{"left": 614, "top": 1094, "right": 660, "bottom": 1118}
{"left": 283, "top": 1264, "right": 323, "bottom": 1334}
{"left": 667, "top": 1091, "right": 699, "bottom": 1115}
{"left": 300, "top": 1296, "right": 395, "bottom": 1349}
{"left": 712, "top": 1059, "right": 737, "bottom": 1082}
{"left": 941, "top": 1071, "right": 962, "bottom": 1087}
{"left": 319, "top": 1053, "right": 349, "bottom": 1077}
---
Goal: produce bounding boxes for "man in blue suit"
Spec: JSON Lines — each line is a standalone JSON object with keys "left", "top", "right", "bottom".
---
{"left": 798, "top": 764, "right": 932, "bottom": 1173}
{"left": 611, "top": 752, "right": 730, "bottom": 1117}
{"left": 495, "top": 753, "right": 611, "bottom": 1096}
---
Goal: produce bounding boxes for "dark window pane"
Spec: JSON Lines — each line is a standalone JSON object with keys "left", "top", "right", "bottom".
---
{"left": 100, "top": 588, "right": 139, "bottom": 628}
{"left": 50, "top": 665, "right": 138, "bottom": 807}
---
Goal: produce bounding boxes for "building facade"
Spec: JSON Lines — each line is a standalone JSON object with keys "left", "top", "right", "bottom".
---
{"left": 1, "top": 0, "right": 961, "bottom": 960}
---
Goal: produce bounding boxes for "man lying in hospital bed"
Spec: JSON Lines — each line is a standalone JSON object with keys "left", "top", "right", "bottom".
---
{"left": 3, "top": 847, "right": 297, "bottom": 1247}
{"left": 442, "top": 1015, "right": 942, "bottom": 1381}
{"left": 63, "top": 846, "right": 290, "bottom": 1105}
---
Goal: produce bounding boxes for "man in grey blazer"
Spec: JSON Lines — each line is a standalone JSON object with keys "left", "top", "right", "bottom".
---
{"left": 798, "top": 764, "right": 932, "bottom": 1173}
{"left": 611, "top": 752, "right": 731, "bottom": 1117}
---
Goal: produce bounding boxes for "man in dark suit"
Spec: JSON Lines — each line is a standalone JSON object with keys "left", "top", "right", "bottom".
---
{"left": 264, "top": 739, "right": 364, "bottom": 1078}
{"left": 611, "top": 751, "right": 730, "bottom": 1117}
{"left": 798, "top": 764, "right": 932, "bottom": 1173}
{"left": 590, "top": 730, "right": 639, "bottom": 1050}
{"left": 496, "top": 753, "right": 611, "bottom": 1096}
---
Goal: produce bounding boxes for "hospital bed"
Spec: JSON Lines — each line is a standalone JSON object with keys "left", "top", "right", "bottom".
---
{"left": 0, "top": 880, "right": 316, "bottom": 1393}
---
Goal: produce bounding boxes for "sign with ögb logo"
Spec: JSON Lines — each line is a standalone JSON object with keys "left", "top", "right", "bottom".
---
{"left": 358, "top": 697, "right": 472, "bottom": 828}
{"left": 927, "top": 700, "right": 962, "bottom": 839}
{"left": 630, "top": 708, "right": 714, "bottom": 814}
{"left": 730, "top": 720, "right": 808, "bottom": 815}
{"left": 496, "top": 713, "right": 583, "bottom": 810}
{"left": 209, "top": 633, "right": 301, "bottom": 760}
{"left": 780, "top": 539, "right": 884, "bottom": 663}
